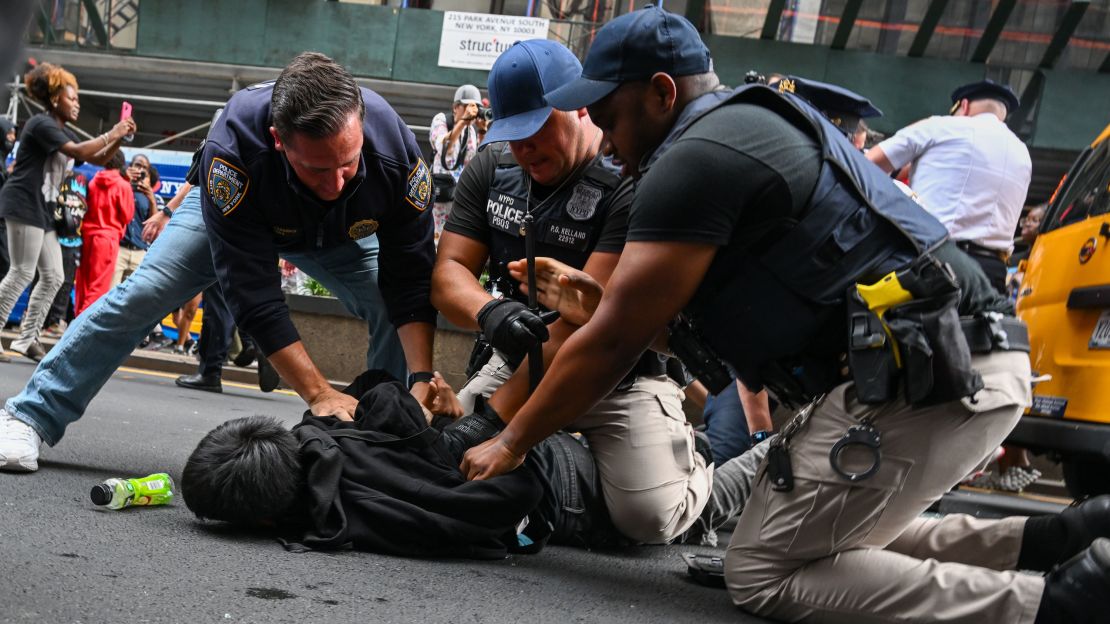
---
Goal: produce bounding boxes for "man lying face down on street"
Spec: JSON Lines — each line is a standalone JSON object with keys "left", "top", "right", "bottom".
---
{"left": 179, "top": 370, "right": 631, "bottom": 558}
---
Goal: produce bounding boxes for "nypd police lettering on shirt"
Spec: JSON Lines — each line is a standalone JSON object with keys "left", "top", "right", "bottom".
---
{"left": 486, "top": 182, "right": 600, "bottom": 251}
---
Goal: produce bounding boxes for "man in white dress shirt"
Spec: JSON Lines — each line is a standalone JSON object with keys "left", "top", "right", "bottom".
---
{"left": 867, "top": 80, "right": 1032, "bottom": 293}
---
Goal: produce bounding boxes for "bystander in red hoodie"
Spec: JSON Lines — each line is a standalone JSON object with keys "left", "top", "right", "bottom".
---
{"left": 76, "top": 151, "right": 134, "bottom": 315}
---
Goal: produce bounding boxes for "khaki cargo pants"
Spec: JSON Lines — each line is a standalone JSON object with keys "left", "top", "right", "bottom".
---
{"left": 459, "top": 352, "right": 712, "bottom": 544}
{"left": 724, "top": 350, "right": 1044, "bottom": 623}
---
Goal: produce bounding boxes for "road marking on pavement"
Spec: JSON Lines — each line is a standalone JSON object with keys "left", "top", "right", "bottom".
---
{"left": 116, "top": 366, "right": 298, "bottom": 396}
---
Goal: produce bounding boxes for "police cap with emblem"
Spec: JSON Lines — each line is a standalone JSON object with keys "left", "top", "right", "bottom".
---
{"left": 479, "top": 40, "right": 583, "bottom": 147}
{"left": 544, "top": 4, "right": 711, "bottom": 111}
{"left": 950, "top": 79, "right": 1020, "bottom": 114}
{"left": 774, "top": 75, "right": 882, "bottom": 136}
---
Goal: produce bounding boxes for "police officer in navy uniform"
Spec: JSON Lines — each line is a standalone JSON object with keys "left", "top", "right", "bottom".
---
{"left": 200, "top": 52, "right": 438, "bottom": 418}
{"left": 433, "top": 39, "right": 712, "bottom": 544}
{"left": 0, "top": 52, "right": 438, "bottom": 472}
{"left": 460, "top": 7, "right": 1110, "bottom": 623}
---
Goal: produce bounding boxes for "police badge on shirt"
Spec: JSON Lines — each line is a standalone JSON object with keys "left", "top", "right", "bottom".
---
{"left": 566, "top": 183, "right": 602, "bottom": 221}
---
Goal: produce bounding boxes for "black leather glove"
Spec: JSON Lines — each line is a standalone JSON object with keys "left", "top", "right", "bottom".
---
{"left": 440, "top": 398, "right": 506, "bottom": 462}
{"left": 476, "top": 298, "right": 549, "bottom": 363}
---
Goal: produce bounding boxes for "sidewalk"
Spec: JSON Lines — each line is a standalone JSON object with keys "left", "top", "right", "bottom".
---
{"left": 1, "top": 328, "right": 273, "bottom": 388}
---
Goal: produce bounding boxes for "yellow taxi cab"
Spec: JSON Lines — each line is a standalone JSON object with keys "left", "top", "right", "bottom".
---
{"left": 1010, "top": 122, "right": 1110, "bottom": 497}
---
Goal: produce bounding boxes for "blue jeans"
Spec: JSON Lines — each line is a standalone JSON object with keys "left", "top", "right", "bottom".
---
{"left": 6, "top": 189, "right": 405, "bottom": 445}
{"left": 702, "top": 380, "right": 753, "bottom": 466}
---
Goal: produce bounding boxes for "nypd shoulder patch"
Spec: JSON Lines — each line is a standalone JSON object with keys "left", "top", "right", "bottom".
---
{"left": 405, "top": 158, "right": 433, "bottom": 212}
{"left": 208, "top": 157, "right": 249, "bottom": 216}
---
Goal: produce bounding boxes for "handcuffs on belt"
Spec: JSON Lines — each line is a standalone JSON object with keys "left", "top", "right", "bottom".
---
{"left": 764, "top": 395, "right": 884, "bottom": 491}
{"left": 829, "top": 415, "right": 882, "bottom": 482}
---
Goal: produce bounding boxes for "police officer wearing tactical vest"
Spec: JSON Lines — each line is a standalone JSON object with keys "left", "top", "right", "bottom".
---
{"left": 432, "top": 39, "right": 712, "bottom": 544}
{"left": 460, "top": 7, "right": 1110, "bottom": 623}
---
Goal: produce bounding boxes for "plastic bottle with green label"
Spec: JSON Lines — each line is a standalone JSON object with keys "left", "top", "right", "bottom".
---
{"left": 90, "top": 473, "right": 175, "bottom": 510}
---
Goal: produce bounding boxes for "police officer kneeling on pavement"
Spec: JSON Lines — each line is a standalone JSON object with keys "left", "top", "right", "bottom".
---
{"left": 459, "top": 6, "right": 1110, "bottom": 623}
{"left": 432, "top": 39, "right": 714, "bottom": 545}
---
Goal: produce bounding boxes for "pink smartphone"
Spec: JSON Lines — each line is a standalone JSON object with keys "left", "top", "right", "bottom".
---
{"left": 120, "top": 101, "right": 132, "bottom": 120}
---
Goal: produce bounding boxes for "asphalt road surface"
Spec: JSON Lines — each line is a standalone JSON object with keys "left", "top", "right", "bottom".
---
{"left": 0, "top": 358, "right": 768, "bottom": 624}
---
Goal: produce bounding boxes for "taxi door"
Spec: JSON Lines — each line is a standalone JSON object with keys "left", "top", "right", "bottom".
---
{"left": 1017, "top": 126, "right": 1110, "bottom": 425}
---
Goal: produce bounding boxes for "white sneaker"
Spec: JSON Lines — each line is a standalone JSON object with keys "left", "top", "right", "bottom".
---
{"left": 0, "top": 410, "right": 42, "bottom": 472}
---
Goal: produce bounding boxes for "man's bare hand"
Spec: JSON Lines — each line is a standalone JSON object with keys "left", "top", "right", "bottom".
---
{"left": 308, "top": 388, "right": 358, "bottom": 421}
{"left": 460, "top": 436, "right": 525, "bottom": 480}
{"left": 141, "top": 210, "right": 169, "bottom": 244}
{"left": 507, "top": 257, "right": 604, "bottom": 327}
{"left": 428, "top": 372, "right": 464, "bottom": 419}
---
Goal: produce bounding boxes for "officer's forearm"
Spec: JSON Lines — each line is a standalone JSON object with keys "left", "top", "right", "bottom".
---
{"left": 498, "top": 313, "right": 644, "bottom": 456}
{"left": 738, "top": 382, "right": 774, "bottom": 433}
{"left": 268, "top": 341, "right": 333, "bottom": 405}
{"left": 430, "top": 258, "right": 491, "bottom": 331}
{"left": 396, "top": 321, "right": 435, "bottom": 373}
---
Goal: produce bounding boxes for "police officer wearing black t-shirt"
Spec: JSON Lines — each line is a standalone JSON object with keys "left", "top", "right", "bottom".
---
{"left": 461, "top": 7, "right": 1110, "bottom": 623}
{"left": 432, "top": 39, "right": 712, "bottom": 544}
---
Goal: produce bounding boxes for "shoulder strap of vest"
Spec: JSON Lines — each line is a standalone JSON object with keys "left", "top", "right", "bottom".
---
{"left": 492, "top": 142, "right": 517, "bottom": 167}
{"left": 579, "top": 156, "right": 621, "bottom": 190}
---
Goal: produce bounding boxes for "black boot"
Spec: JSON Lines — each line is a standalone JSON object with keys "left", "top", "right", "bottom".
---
{"left": 257, "top": 356, "right": 280, "bottom": 393}
{"left": 175, "top": 373, "right": 223, "bottom": 393}
{"left": 440, "top": 398, "right": 505, "bottom": 462}
{"left": 1034, "top": 538, "right": 1110, "bottom": 624}
{"left": 1020, "top": 495, "right": 1110, "bottom": 572}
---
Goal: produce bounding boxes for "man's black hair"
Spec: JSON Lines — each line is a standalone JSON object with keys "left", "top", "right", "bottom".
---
{"left": 106, "top": 150, "right": 126, "bottom": 172}
{"left": 271, "top": 51, "right": 365, "bottom": 141}
{"left": 182, "top": 416, "right": 304, "bottom": 526}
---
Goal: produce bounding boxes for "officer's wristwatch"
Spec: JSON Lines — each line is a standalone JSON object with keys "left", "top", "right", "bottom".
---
{"left": 408, "top": 371, "right": 434, "bottom": 388}
{"left": 161, "top": 204, "right": 174, "bottom": 218}
{"left": 751, "top": 430, "right": 773, "bottom": 444}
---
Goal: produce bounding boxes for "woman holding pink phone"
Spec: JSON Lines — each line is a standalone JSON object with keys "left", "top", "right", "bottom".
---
{"left": 0, "top": 62, "right": 135, "bottom": 362}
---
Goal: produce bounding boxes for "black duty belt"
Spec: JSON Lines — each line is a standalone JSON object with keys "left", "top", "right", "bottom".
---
{"left": 955, "top": 240, "right": 1008, "bottom": 264}
{"left": 615, "top": 353, "right": 669, "bottom": 391}
{"left": 121, "top": 241, "right": 144, "bottom": 251}
{"left": 960, "top": 313, "right": 1029, "bottom": 354}
{"left": 630, "top": 352, "right": 668, "bottom": 378}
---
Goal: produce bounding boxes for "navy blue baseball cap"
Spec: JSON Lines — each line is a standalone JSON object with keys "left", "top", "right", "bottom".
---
{"left": 545, "top": 5, "right": 711, "bottom": 111}
{"left": 480, "top": 40, "right": 582, "bottom": 147}
{"left": 950, "top": 79, "right": 1019, "bottom": 113}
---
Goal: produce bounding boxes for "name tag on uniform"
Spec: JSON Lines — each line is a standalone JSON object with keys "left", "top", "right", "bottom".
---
{"left": 541, "top": 220, "right": 592, "bottom": 251}
{"left": 487, "top": 190, "right": 527, "bottom": 236}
